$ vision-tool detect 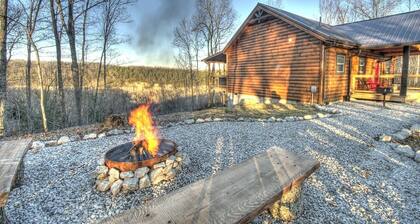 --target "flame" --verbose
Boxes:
[128,104,160,157]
